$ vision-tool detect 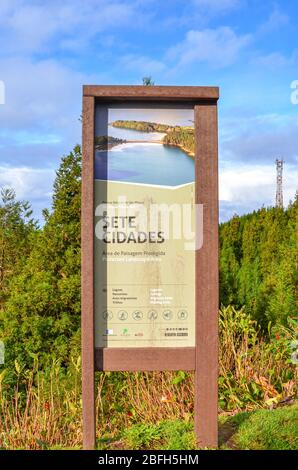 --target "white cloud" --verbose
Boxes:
[258,5,289,35]
[221,113,298,166]
[253,51,298,68]
[0,164,58,223]
[219,163,298,220]
[220,164,275,203]
[219,111,298,220]
[0,56,100,195]
[0,1,145,143]
[0,54,107,144]
[0,0,145,55]
[167,27,251,68]
[0,165,54,205]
